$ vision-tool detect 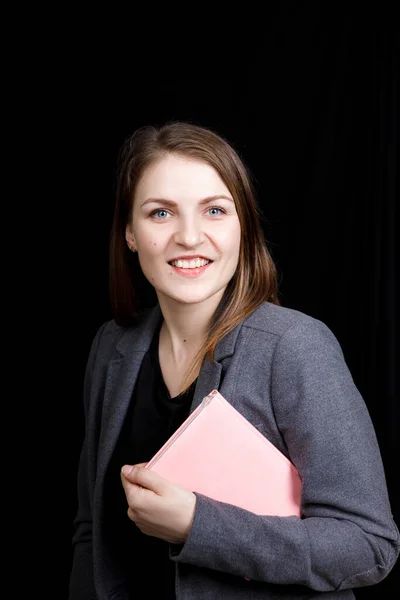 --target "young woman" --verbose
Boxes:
[69,122,399,599]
